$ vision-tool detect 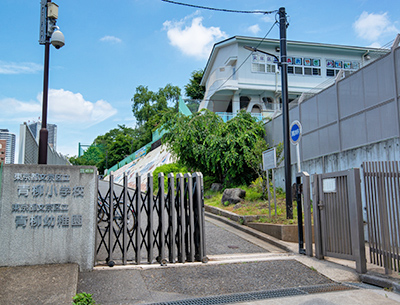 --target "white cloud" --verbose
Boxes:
[353,12,398,41]
[42,89,118,127]
[248,24,261,35]
[261,15,275,23]
[0,97,41,114]
[0,90,117,128]
[100,35,122,44]
[163,15,228,60]
[369,42,382,48]
[0,61,42,74]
